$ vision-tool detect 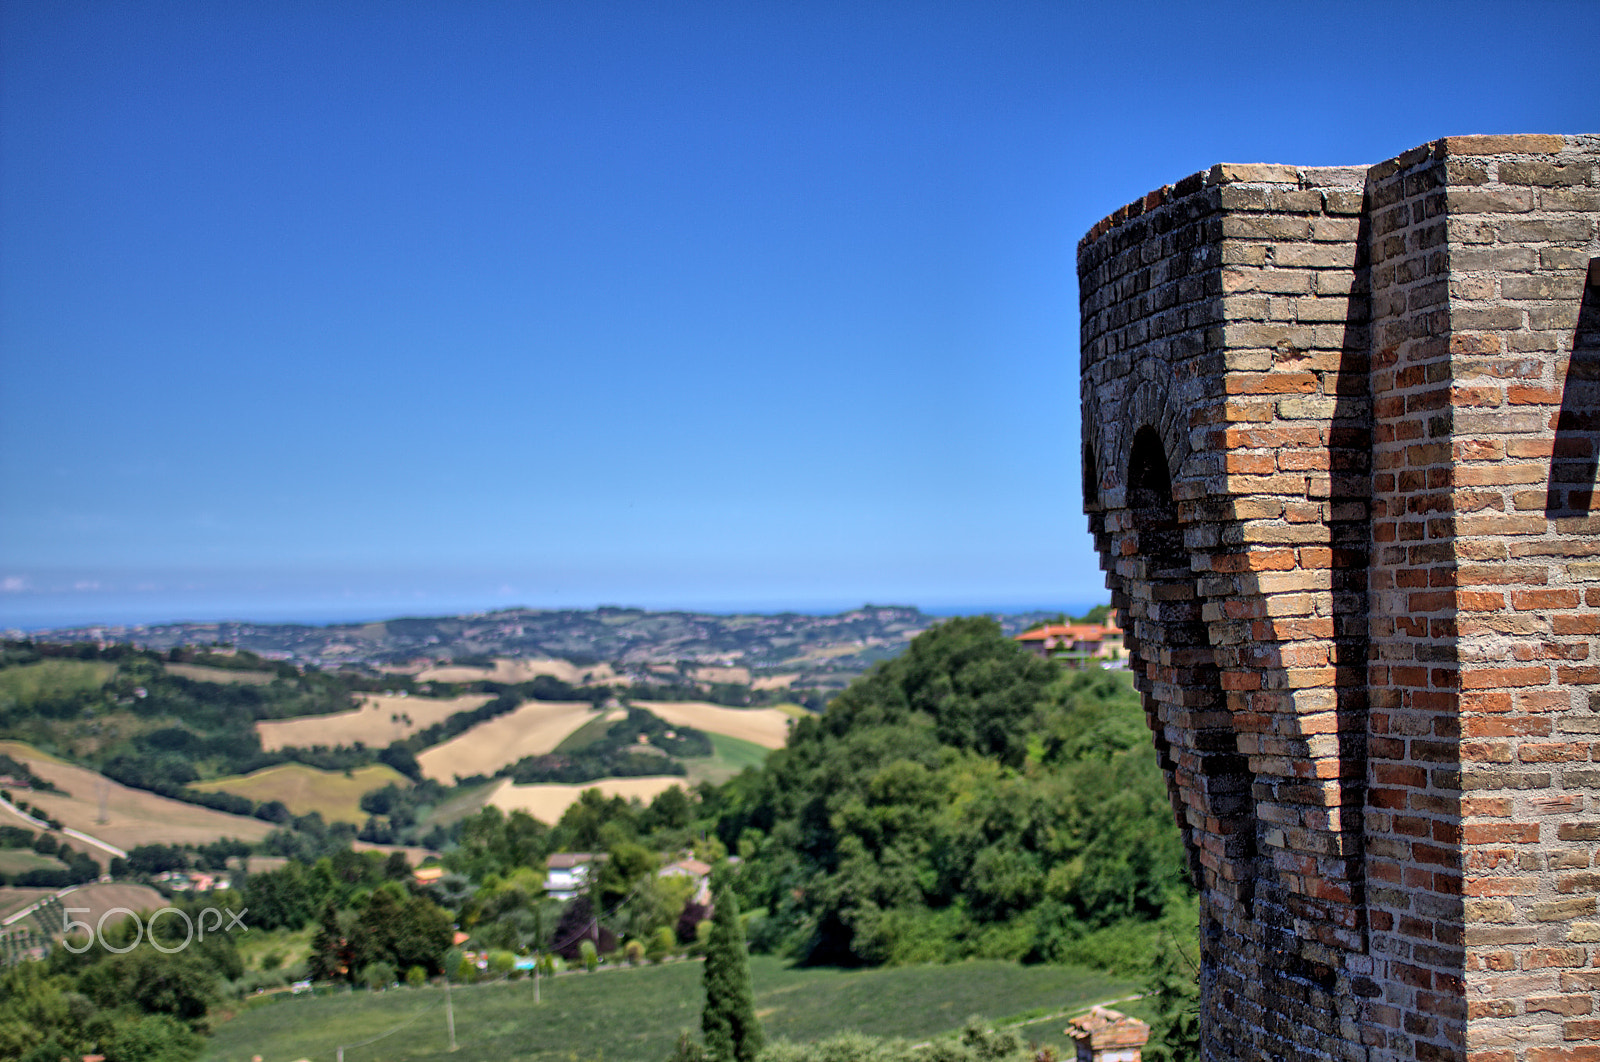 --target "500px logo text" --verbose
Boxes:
[62,906,248,954]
